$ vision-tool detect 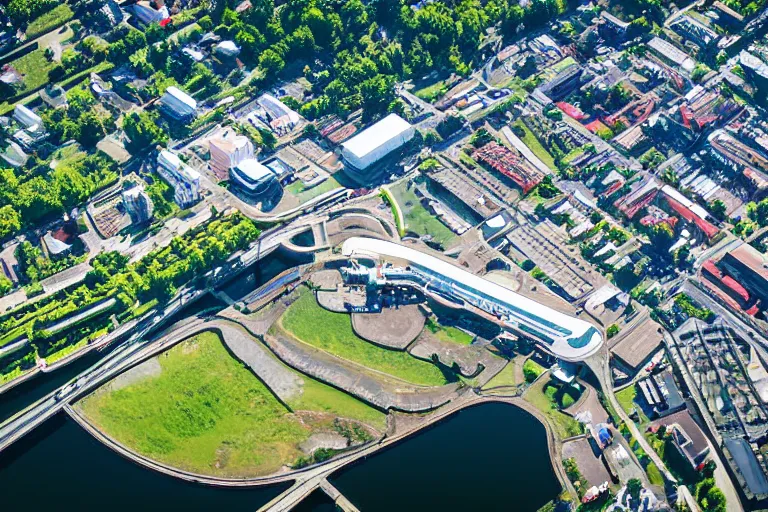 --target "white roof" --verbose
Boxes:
[235,159,274,181]
[342,237,603,361]
[341,114,413,161]
[163,86,197,111]
[159,150,181,171]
